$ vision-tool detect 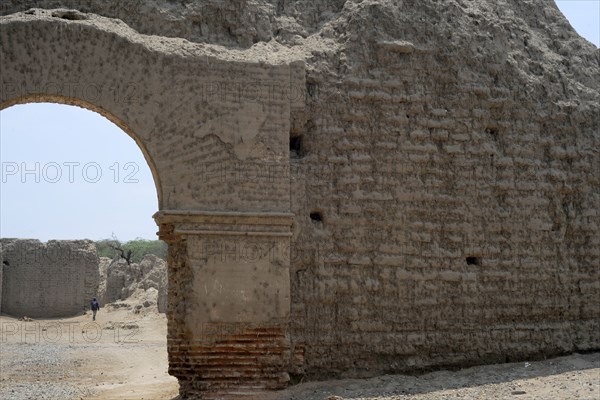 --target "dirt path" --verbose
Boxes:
[1,305,598,400]
[0,304,179,400]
